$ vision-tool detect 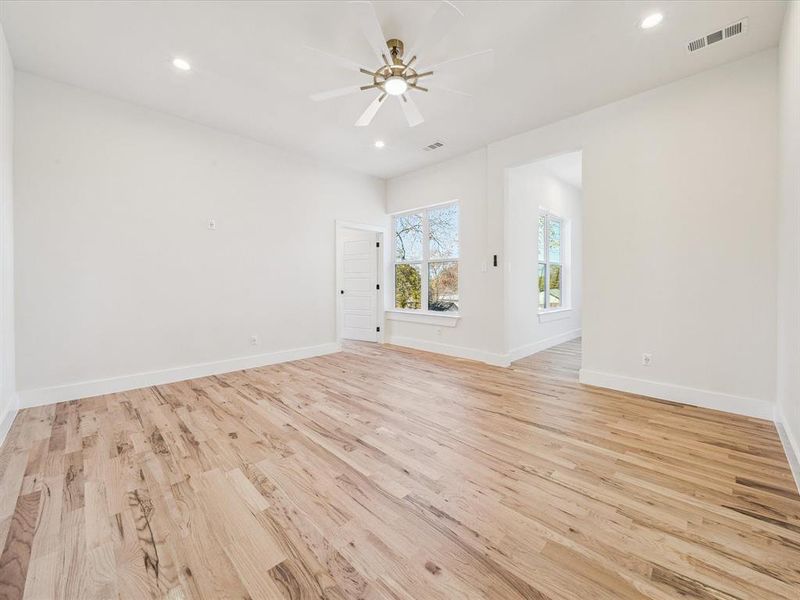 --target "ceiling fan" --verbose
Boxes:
[308,1,492,127]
